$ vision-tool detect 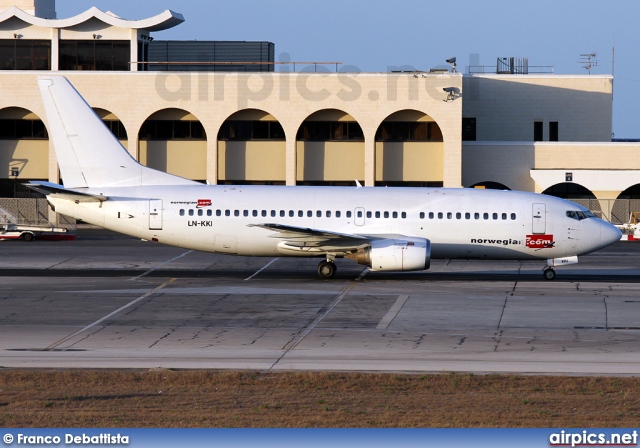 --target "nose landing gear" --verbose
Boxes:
[543,267,556,280]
